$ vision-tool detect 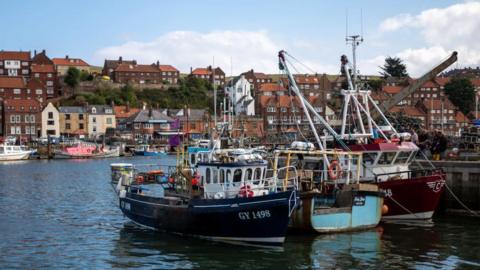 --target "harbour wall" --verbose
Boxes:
[419,161,480,215]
